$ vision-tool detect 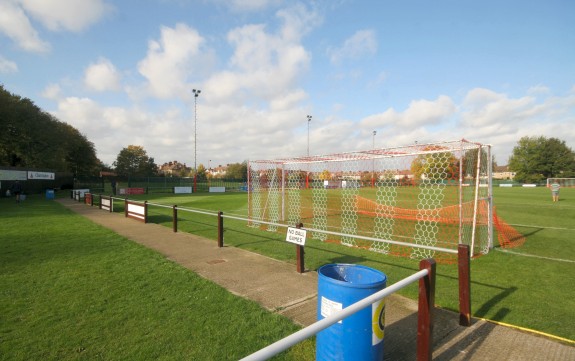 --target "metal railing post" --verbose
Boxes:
[417,258,436,361]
